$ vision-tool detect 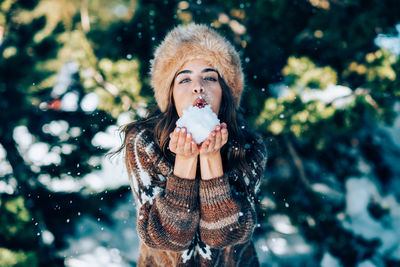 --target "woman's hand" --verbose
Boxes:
[199,123,228,157]
[169,127,199,158]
